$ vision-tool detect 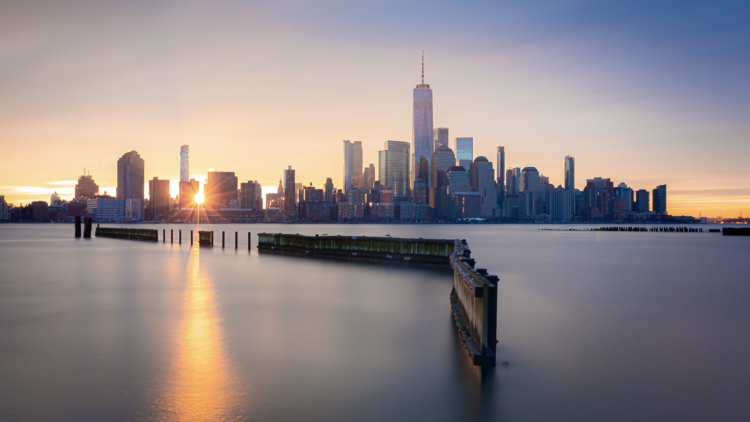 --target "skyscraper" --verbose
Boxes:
[434,127,449,150]
[117,151,145,220]
[343,140,353,193]
[353,141,363,188]
[324,178,334,202]
[497,146,505,208]
[564,155,575,191]
[284,166,296,217]
[74,170,99,199]
[179,179,199,209]
[240,181,262,210]
[412,52,434,189]
[148,177,171,221]
[653,185,667,214]
[180,145,189,182]
[453,137,473,169]
[506,167,521,195]
[205,171,238,208]
[385,140,410,196]
[378,150,388,186]
[635,189,650,213]
[431,145,456,189]
[471,157,497,217]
